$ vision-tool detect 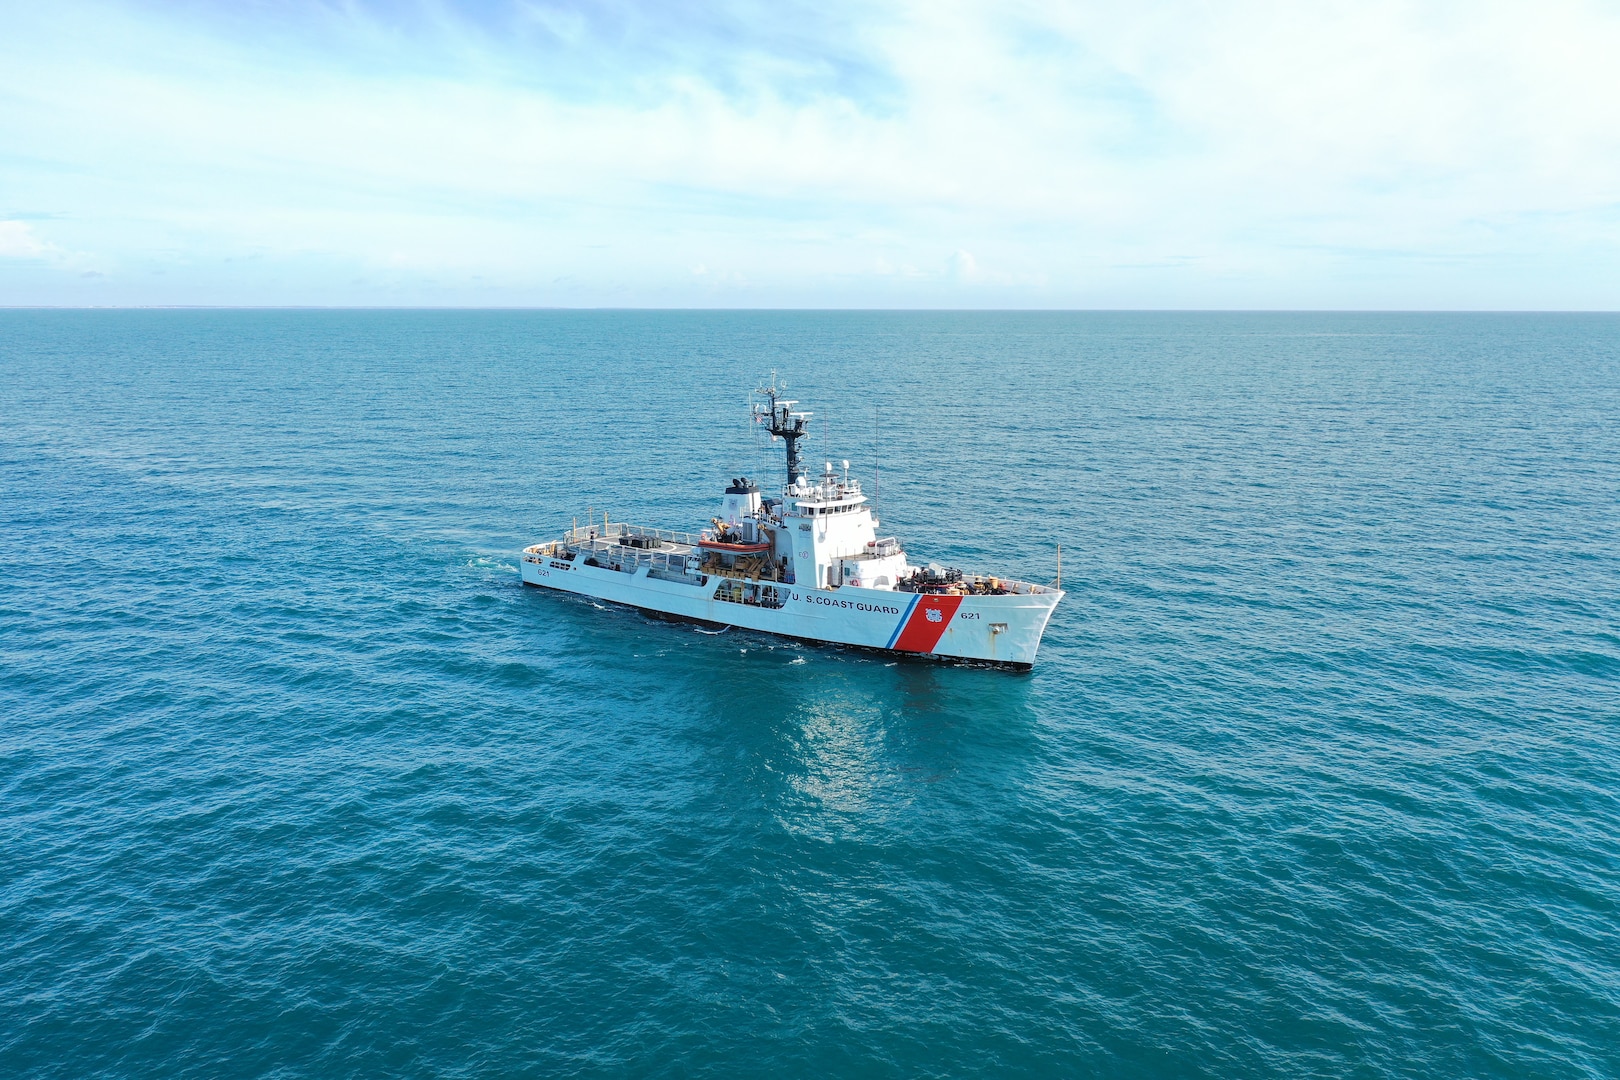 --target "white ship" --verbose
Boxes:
[522,382,1063,670]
